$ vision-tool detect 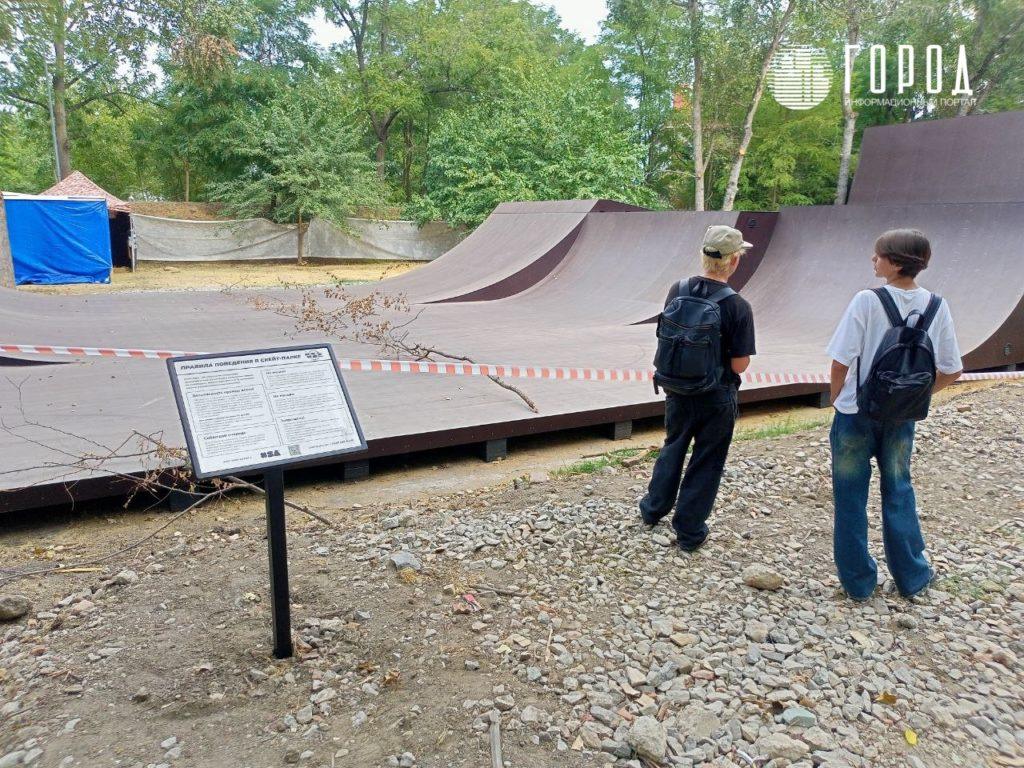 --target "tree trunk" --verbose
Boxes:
[52,28,71,179]
[296,211,306,265]
[183,158,191,202]
[835,0,859,205]
[373,112,399,181]
[403,118,413,202]
[375,137,387,180]
[722,0,795,211]
[0,192,15,288]
[689,0,704,211]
